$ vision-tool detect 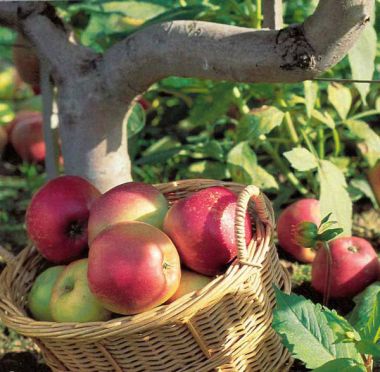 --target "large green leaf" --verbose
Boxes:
[344,120,380,167]
[125,102,146,138]
[313,358,366,372]
[284,147,318,172]
[361,292,380,343]
[237,106,284,141]
[304,81,319,118]
[318,160,352,236]
[185,161,227,179]
[323,310,360,344]
[328,84,352,121]
[273,289,361,369]
[227,142,278,190]
[350,178,379,208]
[356,340,380,357]
[349,282,380,333]
[348,24,377,103]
